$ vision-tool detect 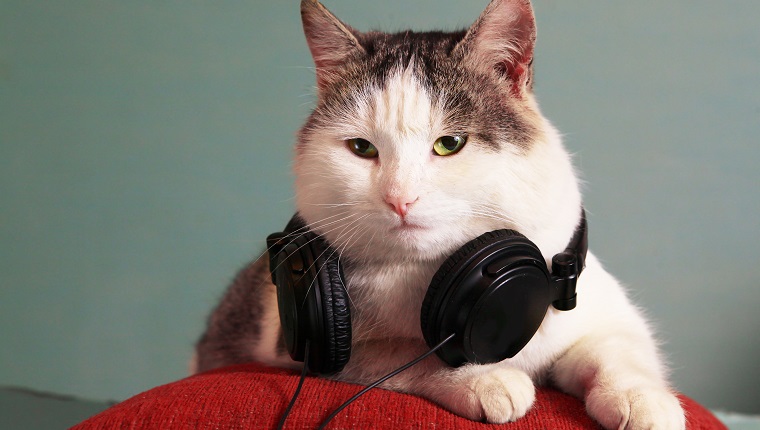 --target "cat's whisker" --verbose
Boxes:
[260,211,359,276]
[295,213,366,272]
[305,202,362,208]
[267,223,358,289]
[331,223,372,308]
[359,228,379,267]
[301,214,369,308]
[282,211,358,243]
[303,211,356,229]
[270,211,353,245]
[279,65,317,71]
